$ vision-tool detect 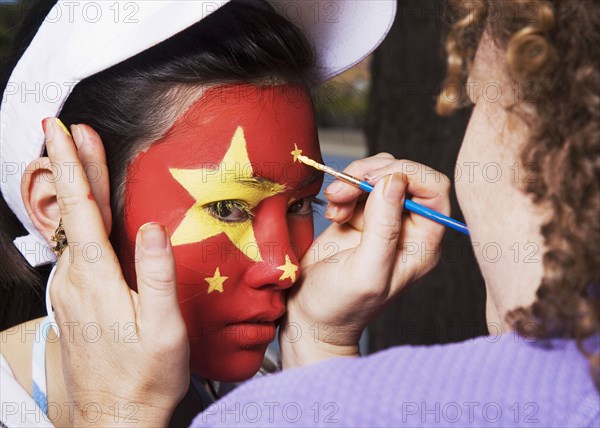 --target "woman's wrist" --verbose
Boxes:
[279,317,360,369]
[71,401,173,428]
